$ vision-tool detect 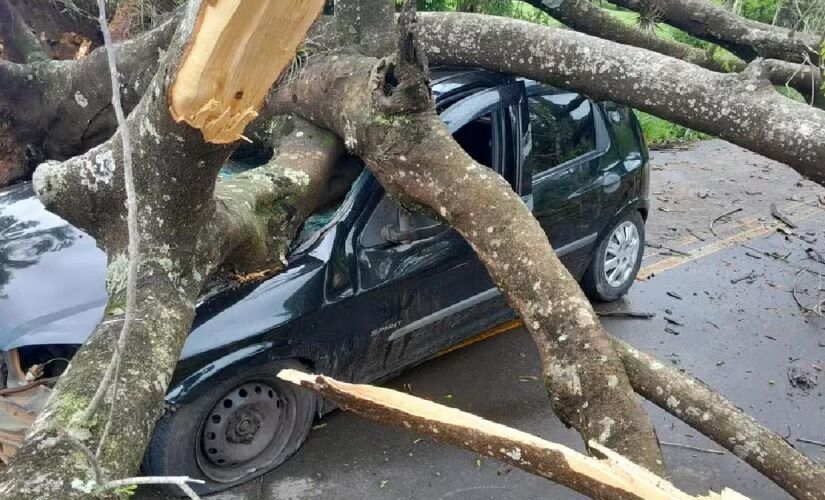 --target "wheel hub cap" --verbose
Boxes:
[201,382,282,467]
[604,221,640,288]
